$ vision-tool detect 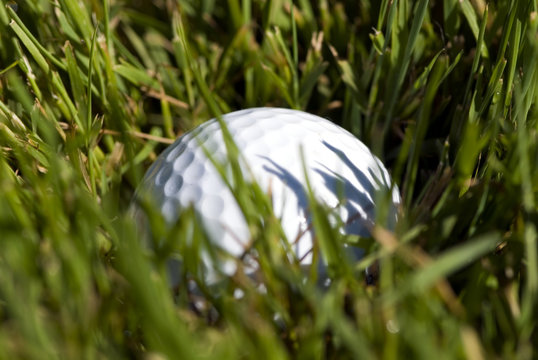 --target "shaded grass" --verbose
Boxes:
[0,0,537,358]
